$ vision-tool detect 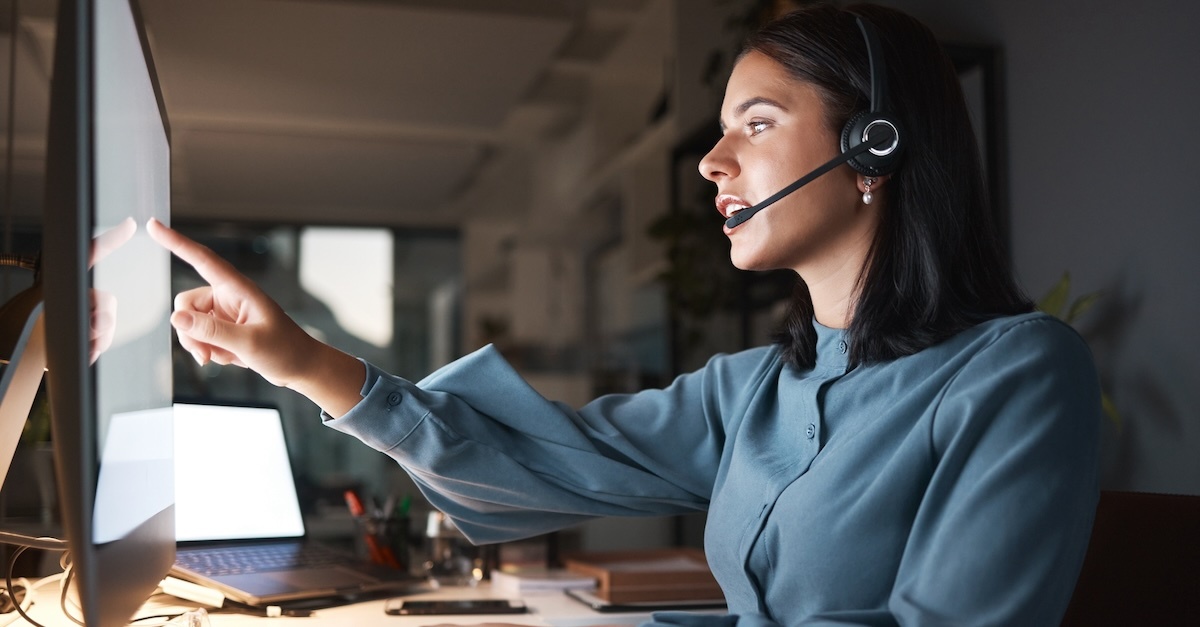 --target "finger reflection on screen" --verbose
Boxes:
[89,289,118,365]
[88,216,137,364]
[90,216,137,267]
